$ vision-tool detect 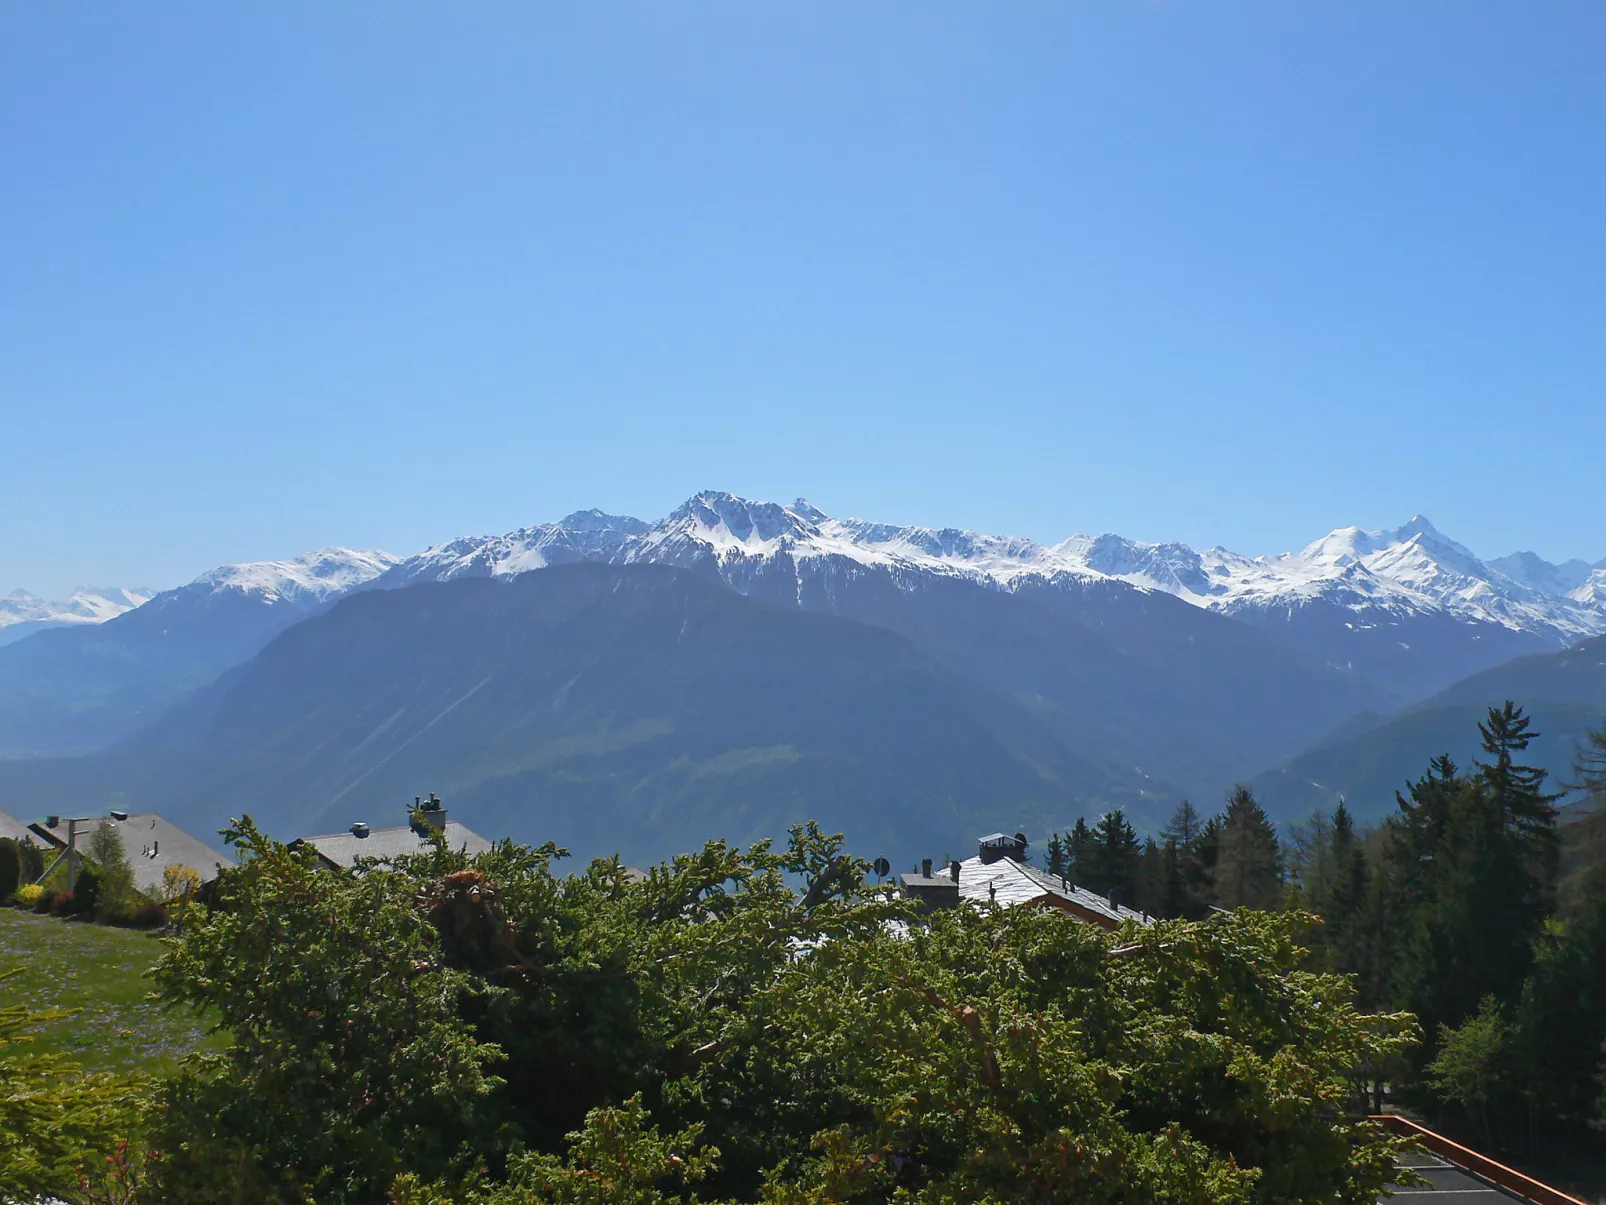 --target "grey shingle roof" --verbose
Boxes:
[953,855,1150,926]
[0,809,35,844]
[25,813,233,897]
[294,821,492,869]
